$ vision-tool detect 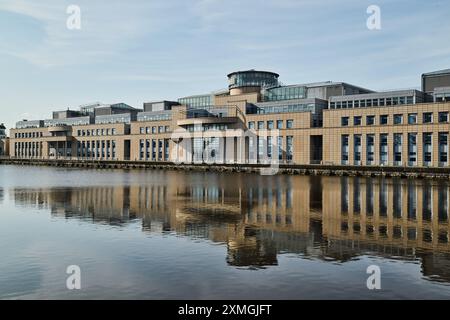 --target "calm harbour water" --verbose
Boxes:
[0,164,450,299]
